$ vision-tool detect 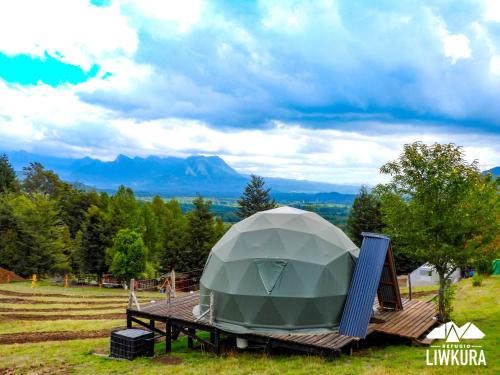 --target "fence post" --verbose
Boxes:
[172,269,176,298]
[128,278,141,311]
[64,274,69,288]
[408,273,412,300]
